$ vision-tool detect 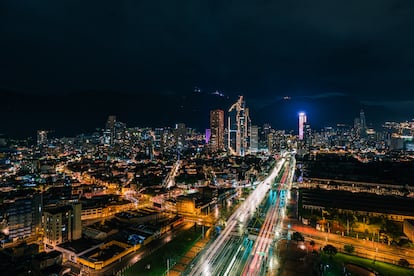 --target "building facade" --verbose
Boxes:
[43,204,82,250]
[249,125,259,153]
[210,109,225,152]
